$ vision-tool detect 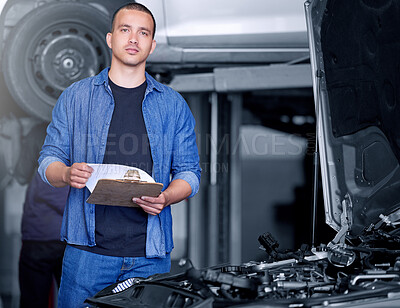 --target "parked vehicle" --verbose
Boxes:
[0,0,308,121]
